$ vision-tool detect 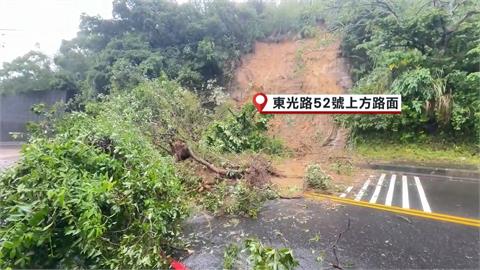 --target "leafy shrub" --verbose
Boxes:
[330,159,353,175]
[0,82,189,268]
[222,239,299,270]
[203,181,276,218]
[223,243,240,270]
[336,0,480,142]
[259,0,325,38]
[244,238,299,270]
[305,164,331,190]
[114,77,209,144]
[203,104,283,154]
[300,25,317,39]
